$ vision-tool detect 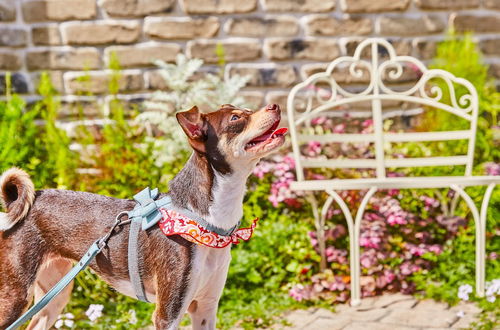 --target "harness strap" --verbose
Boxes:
[7,242,102,330]
[127,216,149,302]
